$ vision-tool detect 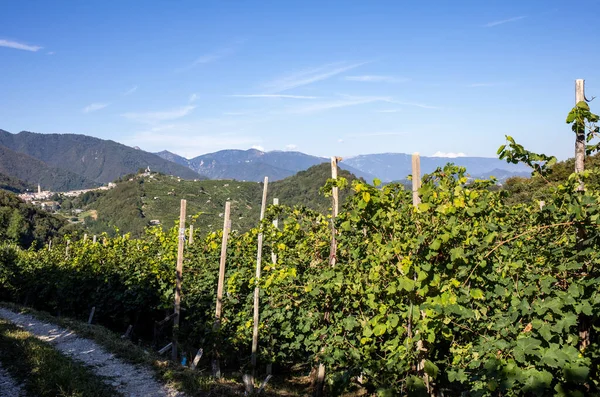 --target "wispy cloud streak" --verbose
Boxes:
[484,16,525,27]
[231,94,318,99]
[0,39,42,52]
[123,86,138,96]
[122,105,196,123]
[285,95,390,114]
[176,42,242,72]
[344,75,409,83]
[389,101,439,109]
[264,61,368,93]
[346,132,407,138]
[82,103,109,113]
